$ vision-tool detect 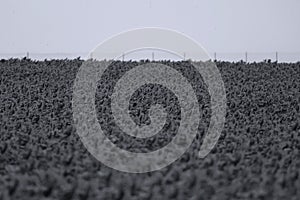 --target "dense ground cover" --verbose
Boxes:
[0,58,300,200]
